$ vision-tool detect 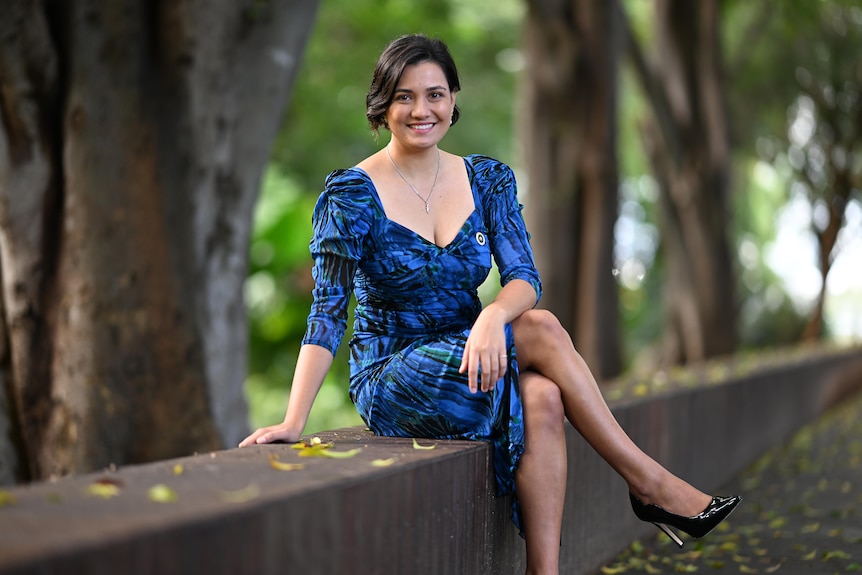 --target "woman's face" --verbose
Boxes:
[385,61,457,151]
